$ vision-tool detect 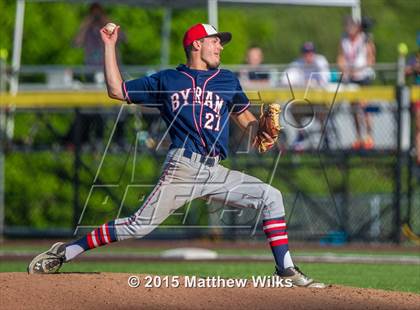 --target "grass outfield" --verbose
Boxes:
[1,261,419,293]
[2,244,420,257]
